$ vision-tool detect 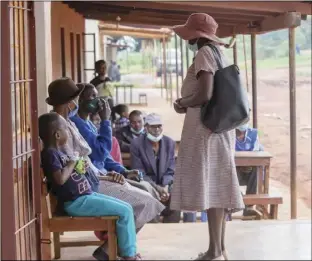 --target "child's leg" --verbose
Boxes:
[64,193,136,258]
